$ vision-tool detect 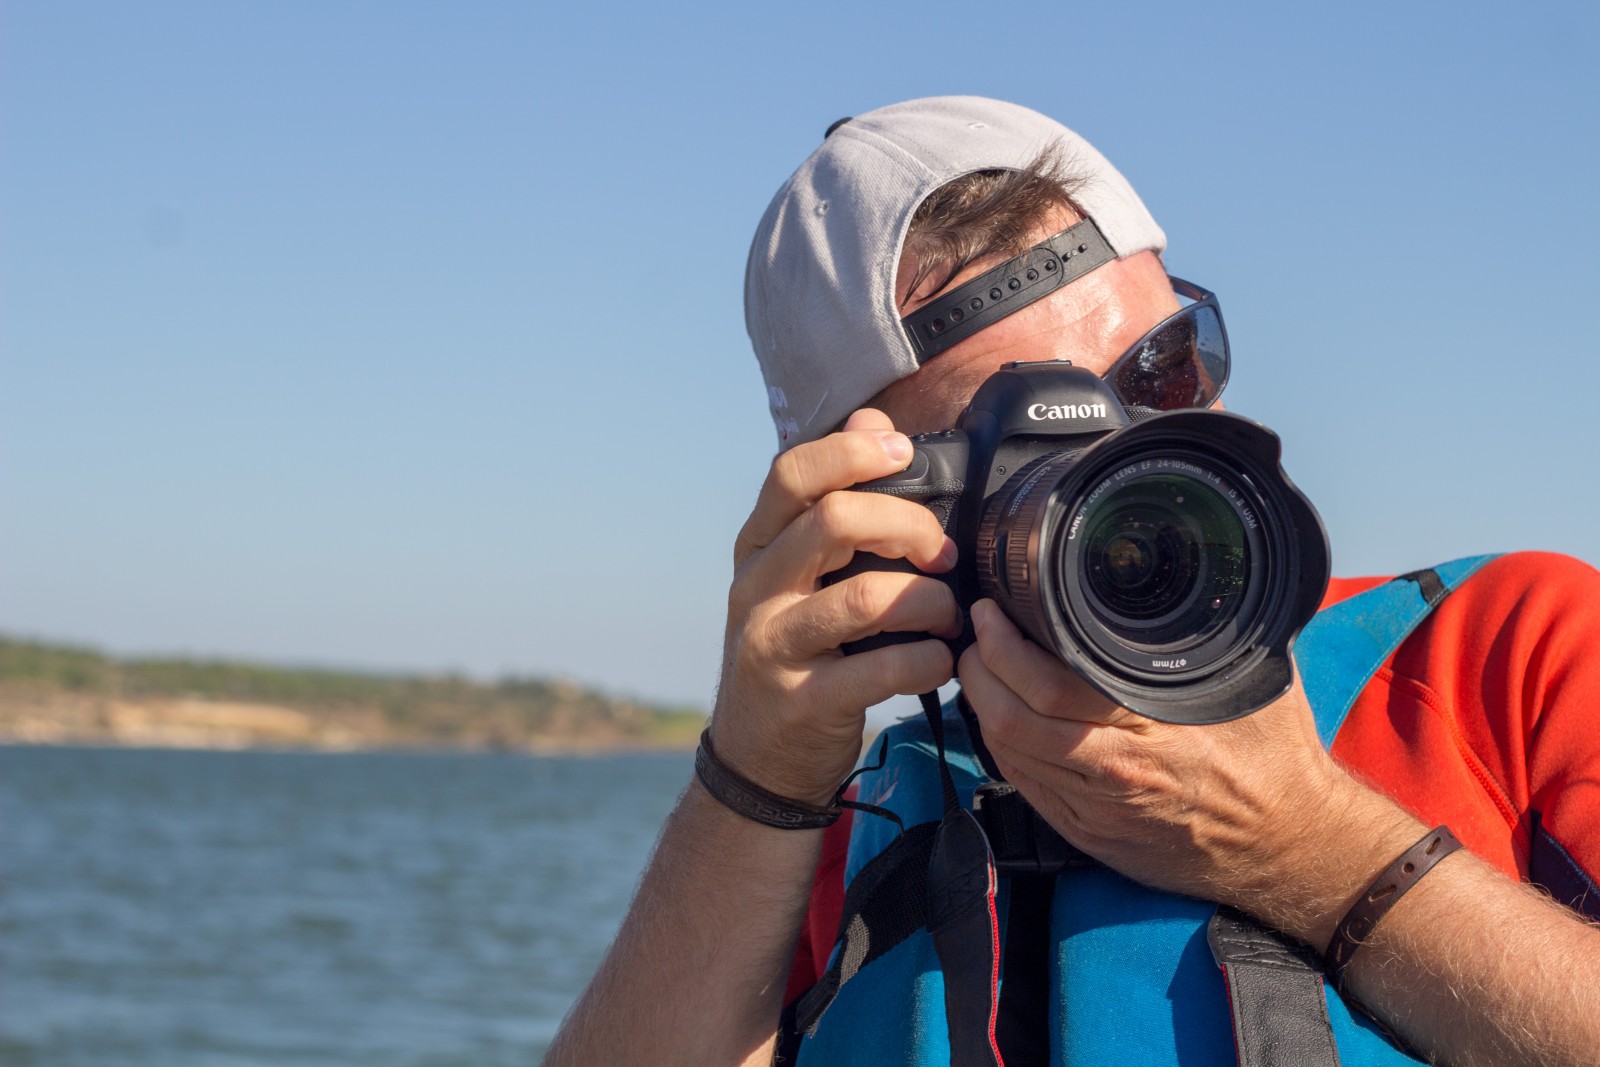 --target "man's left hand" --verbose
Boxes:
[958,597,1422,950]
